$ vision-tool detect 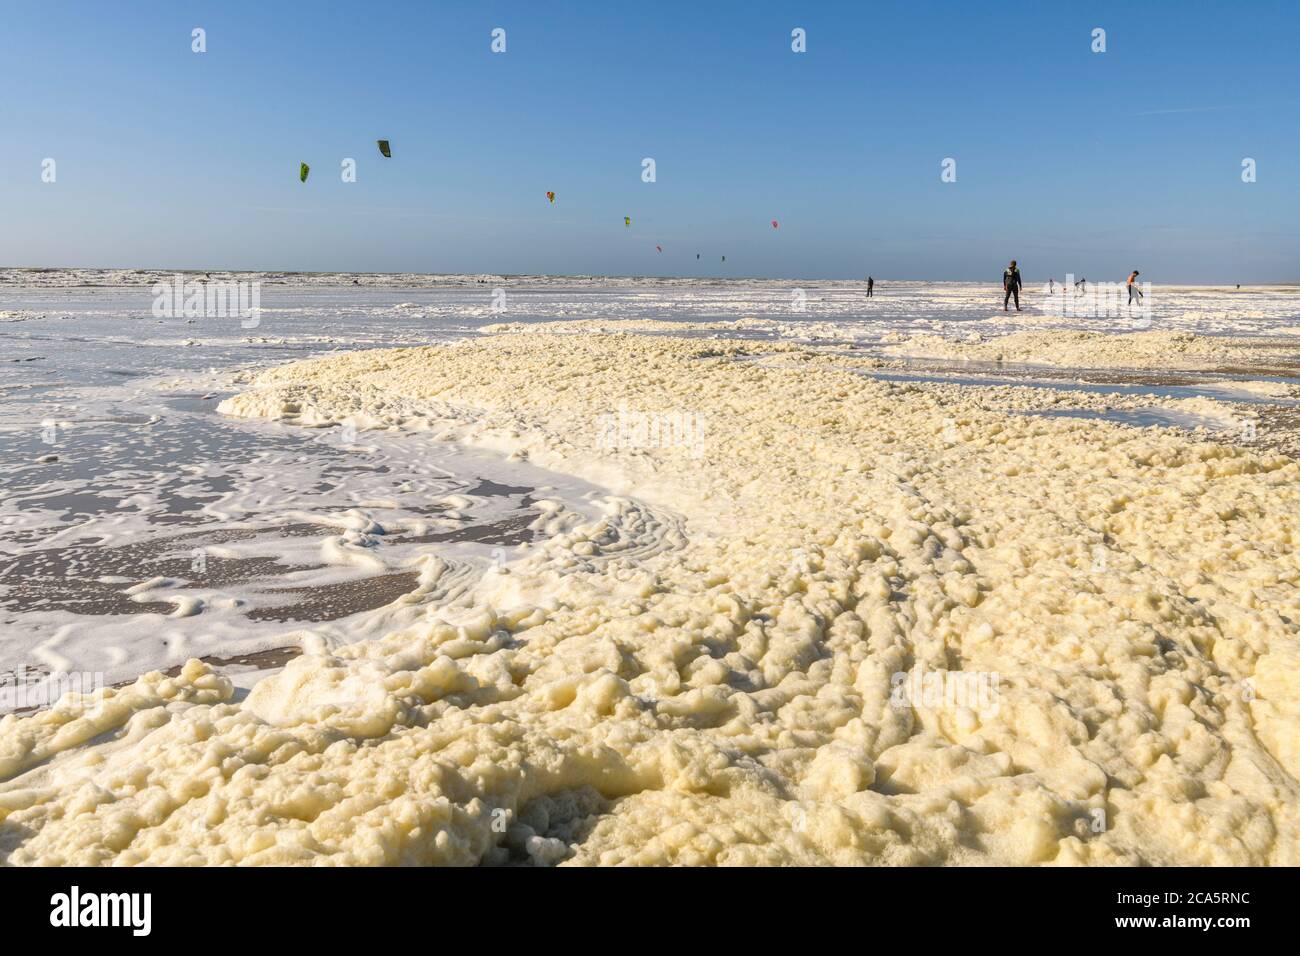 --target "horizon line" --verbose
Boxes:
[2,264,1297,288]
